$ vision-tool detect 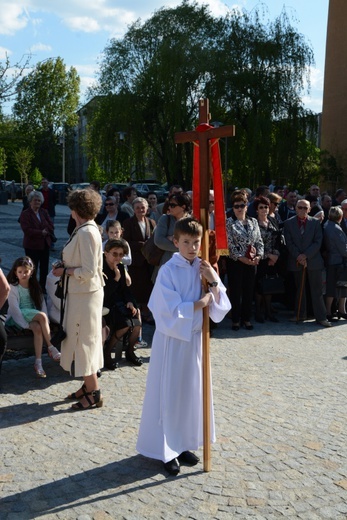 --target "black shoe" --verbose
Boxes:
[231,323,240,331]
[163,458,180,475]
[327,314,339,322]
[178,451,200,466]
[243,322,253,330]
[126,351,143,366]
[337,312,347,320]
[104,361,119,371]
